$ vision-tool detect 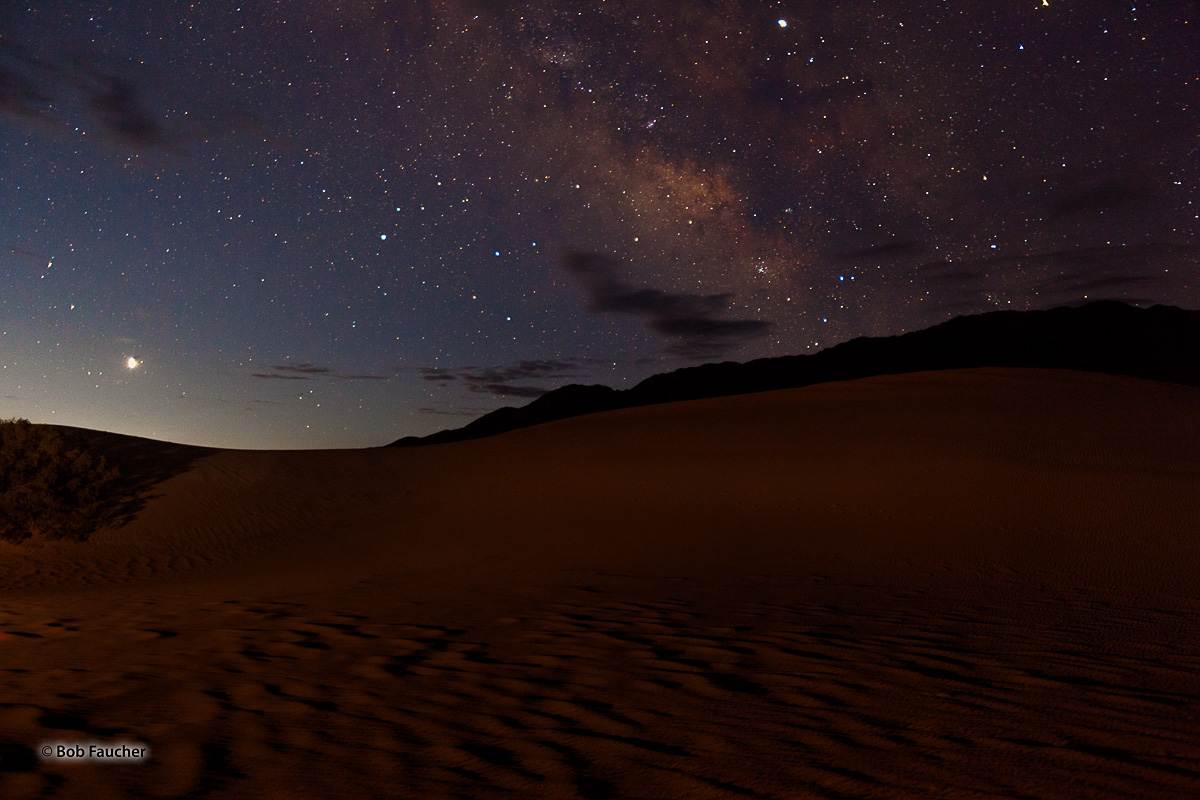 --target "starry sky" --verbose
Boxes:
[2,1,1197,448]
